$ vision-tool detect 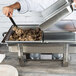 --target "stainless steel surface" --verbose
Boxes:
[18,44,25,66]
[2,25,43,44]
[2,20,76,67]
[40,6,73,30]
[63,44,69,67]
[40,0,73,30]
[44,32,76,43]
[41,0,72,21]
[2,23,76,44]
[7,43,69,66]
